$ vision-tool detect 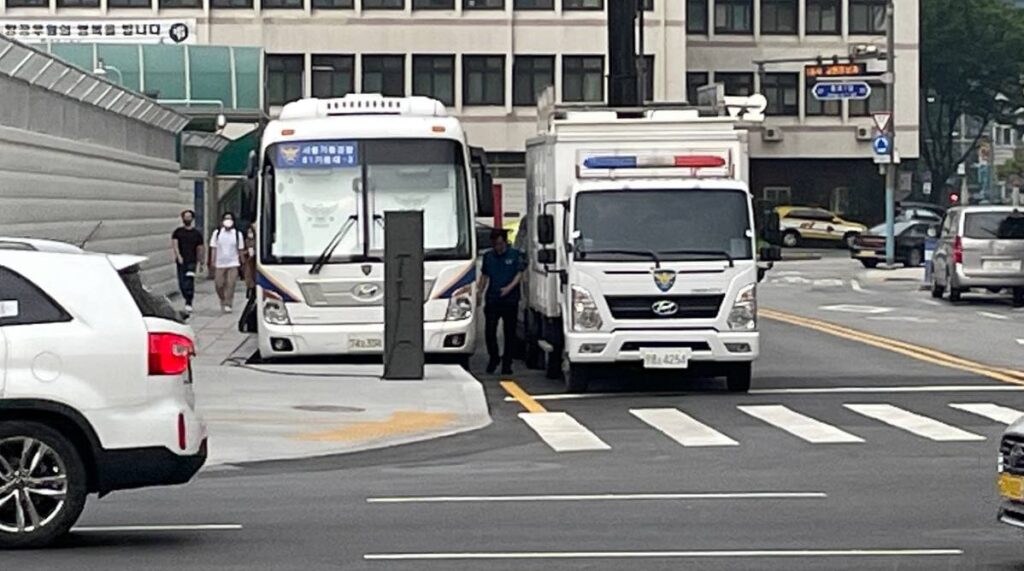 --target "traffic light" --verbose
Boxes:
[948,191,960,206]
